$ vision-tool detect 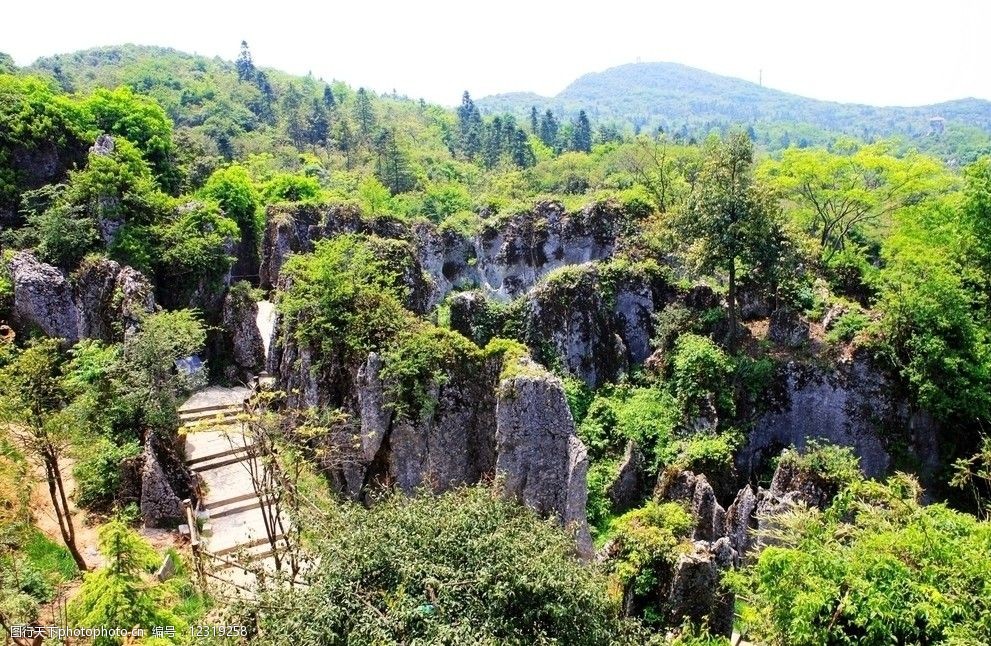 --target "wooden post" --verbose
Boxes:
[183,499,206,591]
